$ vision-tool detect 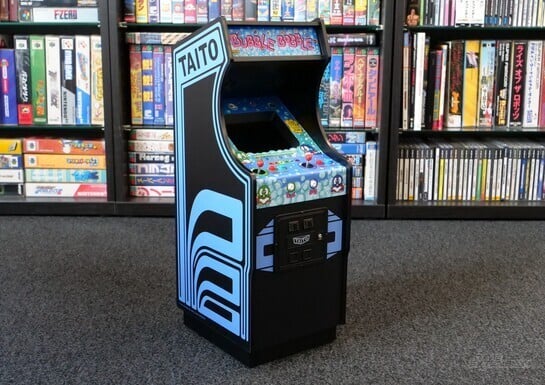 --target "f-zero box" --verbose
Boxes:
[24,154,106,169]
[25,182,107,197]
[23,138,105,154]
